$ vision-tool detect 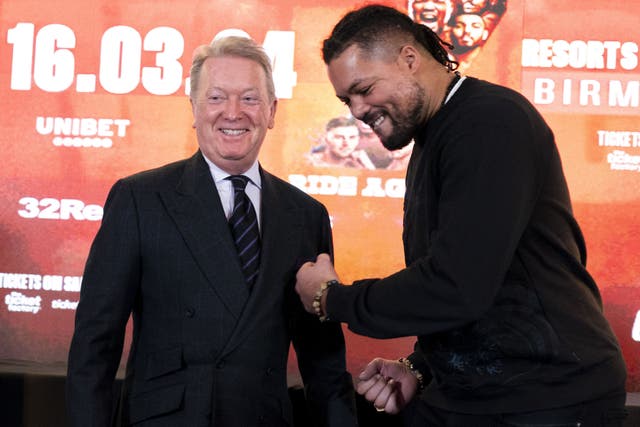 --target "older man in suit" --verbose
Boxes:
[66,36,357,427]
